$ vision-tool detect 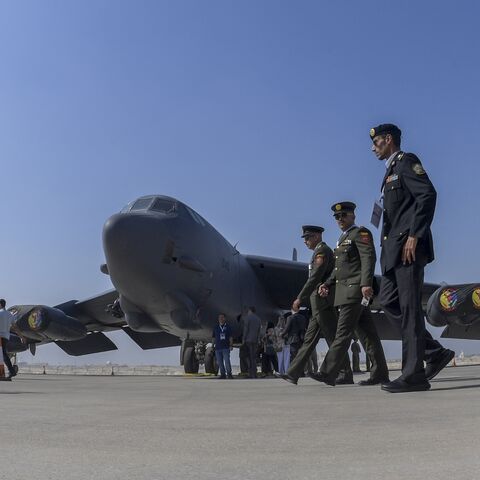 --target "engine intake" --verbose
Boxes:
[9,305,87,342]
[426,284,480,327]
